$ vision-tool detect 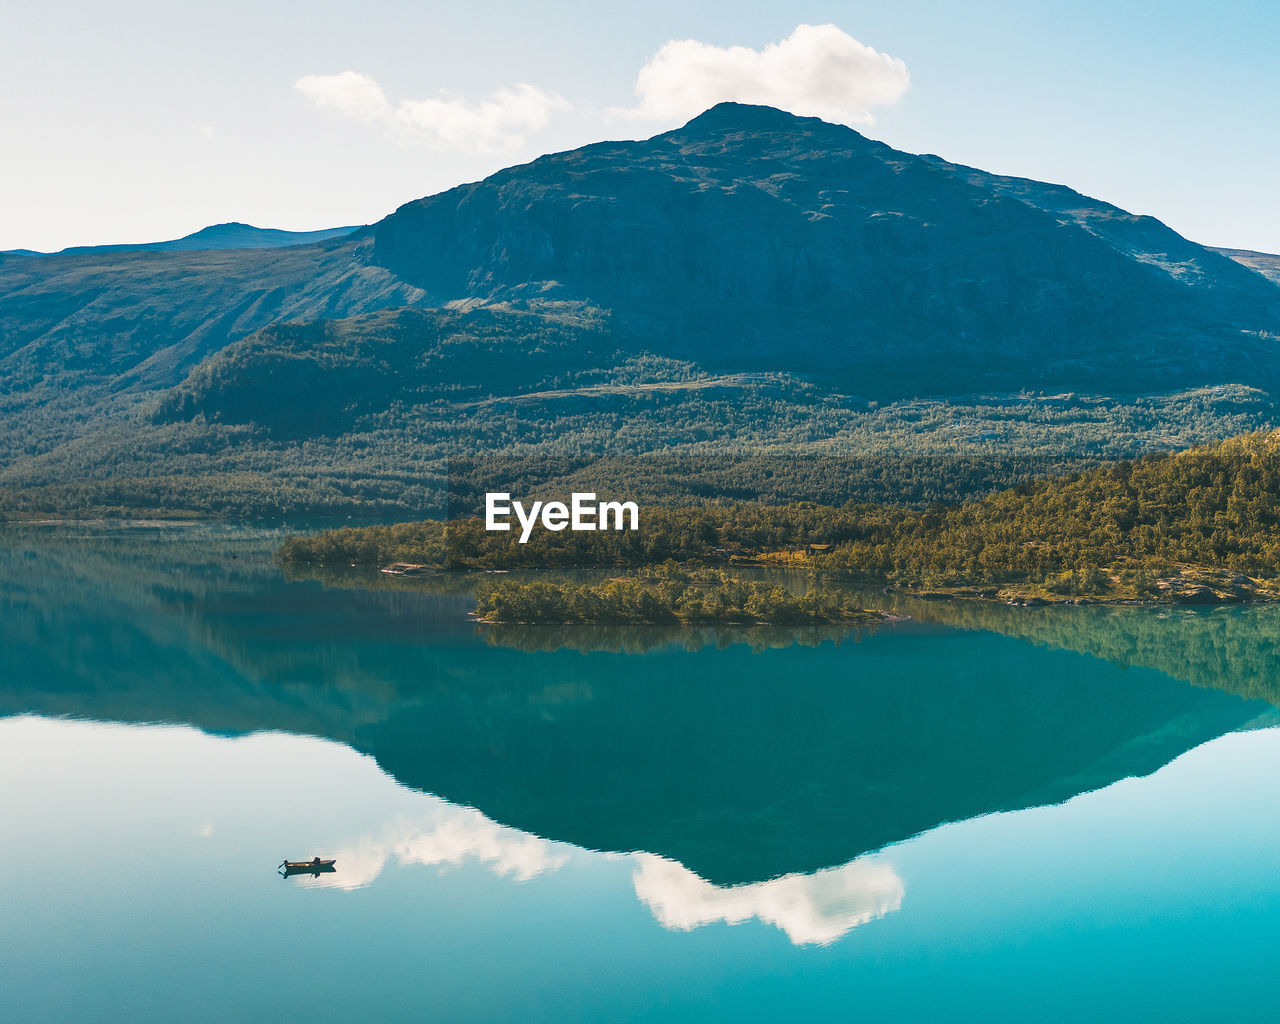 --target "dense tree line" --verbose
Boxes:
[472,565,881,625]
